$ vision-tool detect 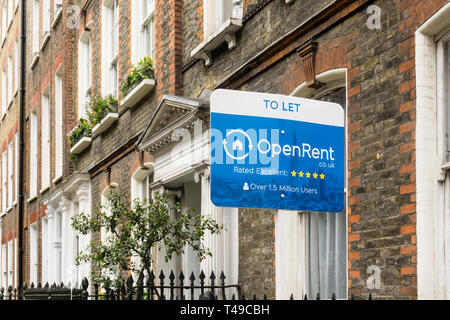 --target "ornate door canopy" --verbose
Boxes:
[136,95,210,155]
